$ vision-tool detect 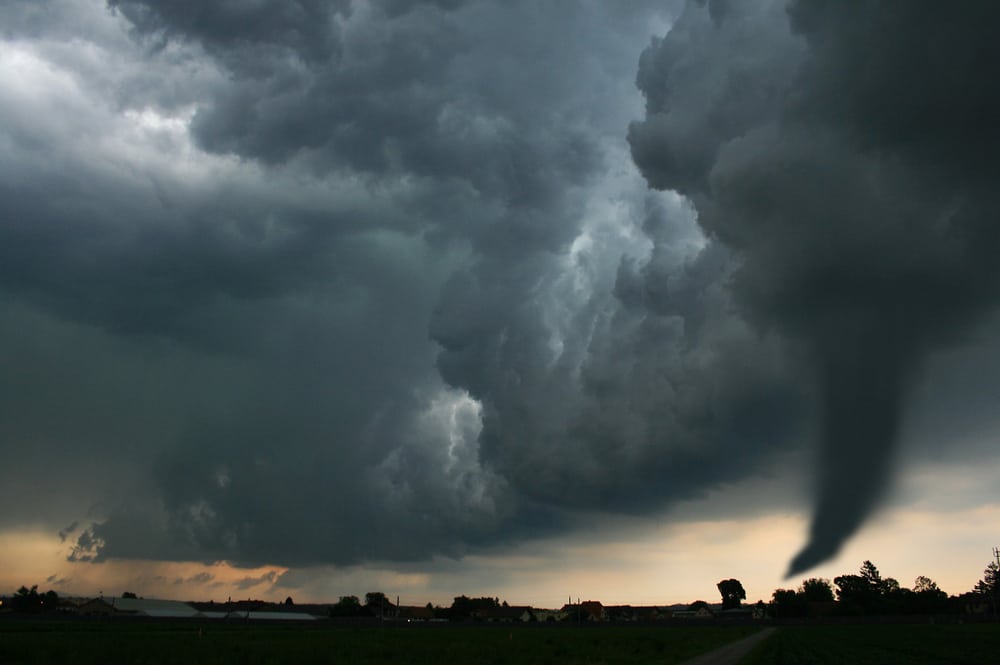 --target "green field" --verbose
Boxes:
[742,623,1000,664]
[0,621,759,665]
